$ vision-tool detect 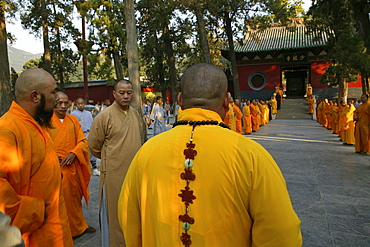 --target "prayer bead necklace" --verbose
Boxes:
[174,120,229,247]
